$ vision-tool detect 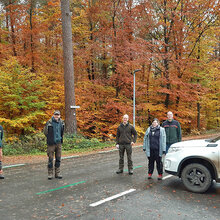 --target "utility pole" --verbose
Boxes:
[133,69,141,128]
[60,0,77,134]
